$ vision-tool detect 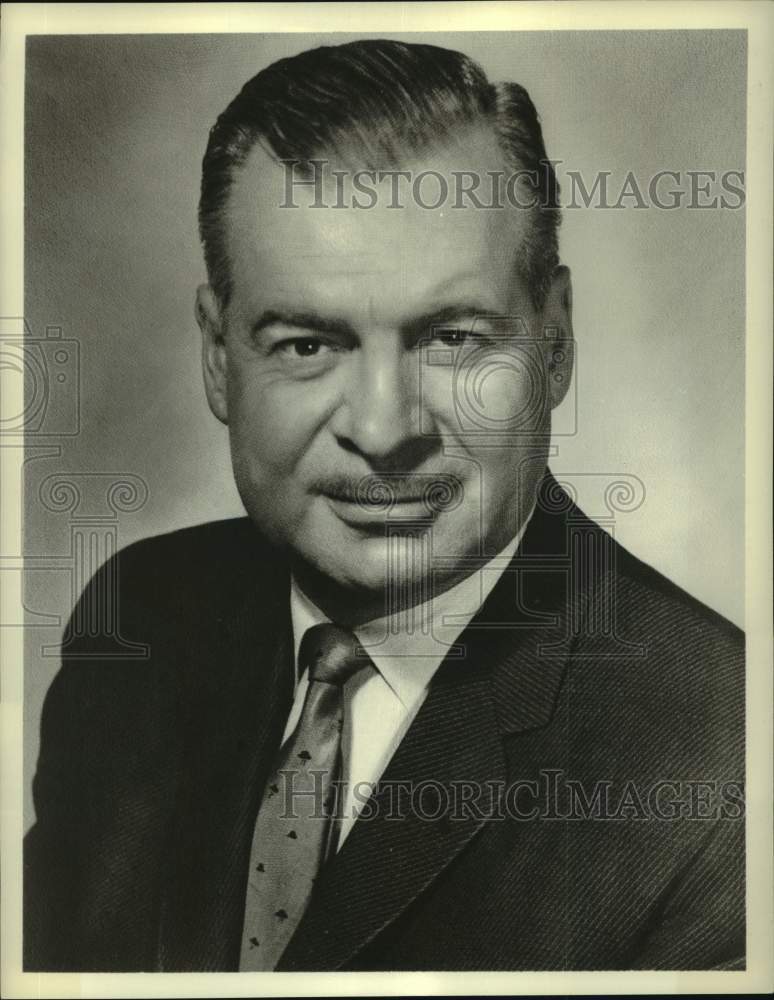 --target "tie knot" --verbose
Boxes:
[299,623,369,687]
